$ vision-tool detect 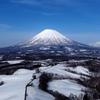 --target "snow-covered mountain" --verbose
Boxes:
[89,42,100,47]
[0,29,100,57]
[18,29,73,47]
